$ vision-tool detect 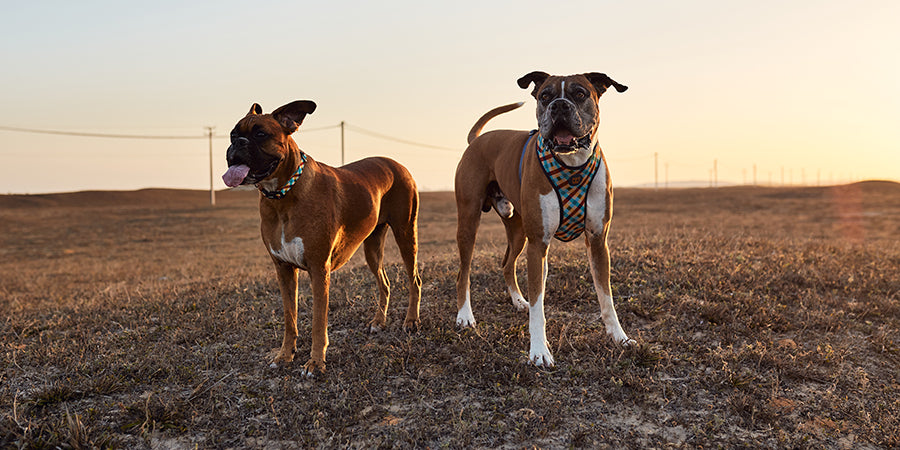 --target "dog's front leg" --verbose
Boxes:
[526,239,554,367]
[304,264,331,376]
[587,228,634,346]
[272,262,299,366]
